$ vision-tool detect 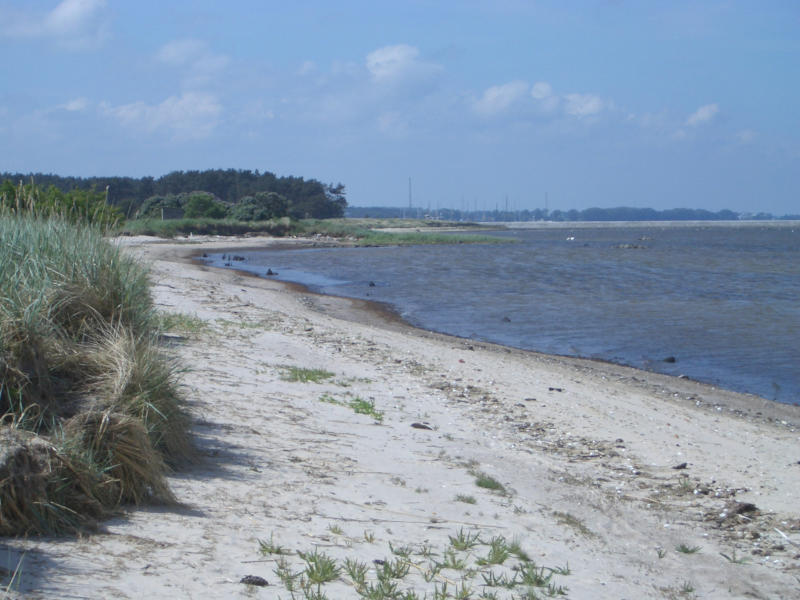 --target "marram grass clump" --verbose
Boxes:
[0,214,190,535]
